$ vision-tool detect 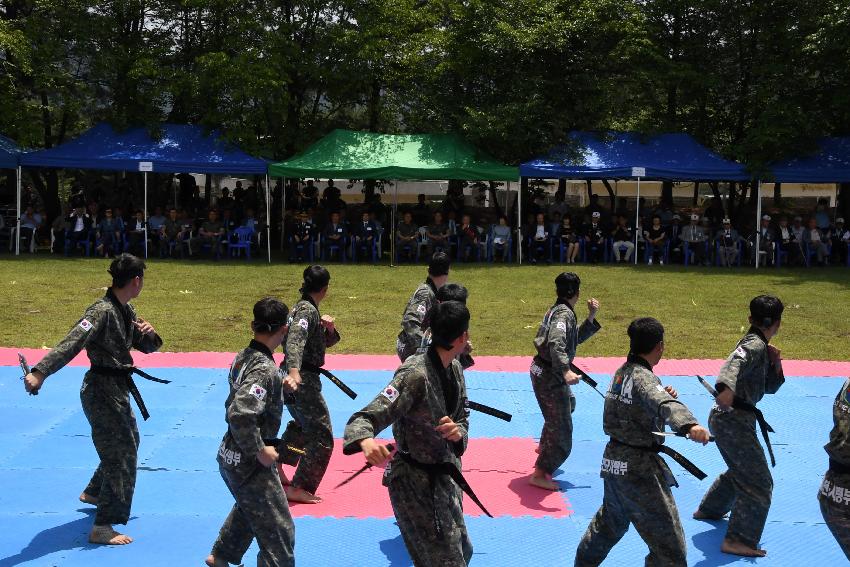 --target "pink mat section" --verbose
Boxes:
[282,437,570,519]
[2,348,847,377]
